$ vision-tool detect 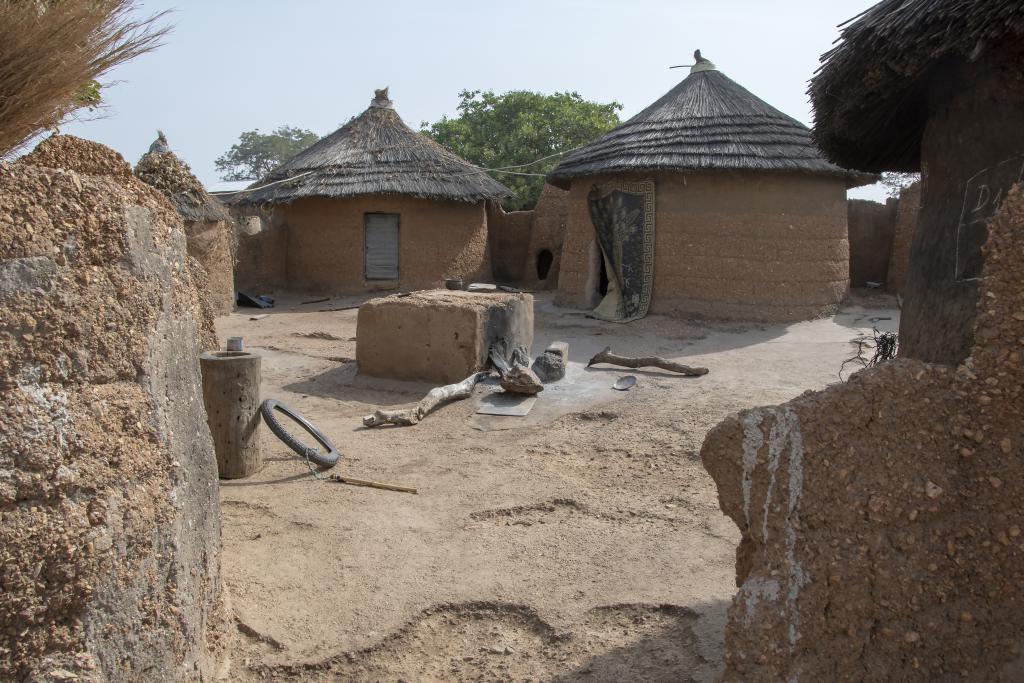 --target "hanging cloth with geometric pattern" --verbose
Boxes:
[586,178,656,322]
